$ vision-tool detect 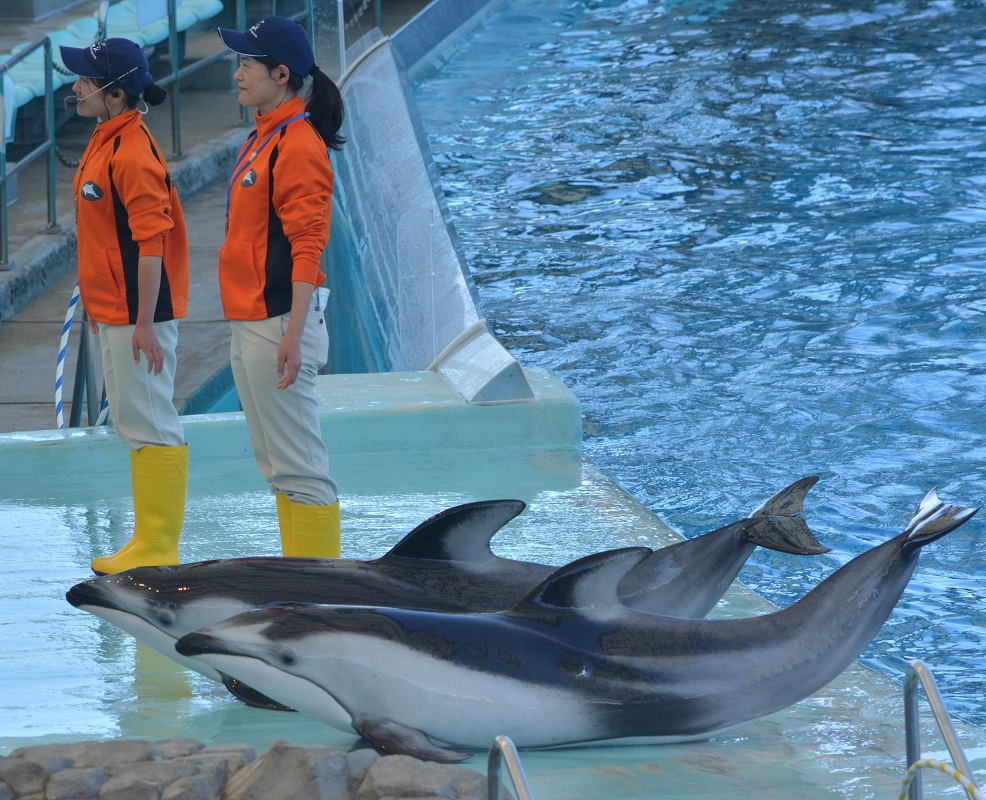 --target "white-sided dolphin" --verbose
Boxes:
[66,481,824,707]
[173,489,977,763]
